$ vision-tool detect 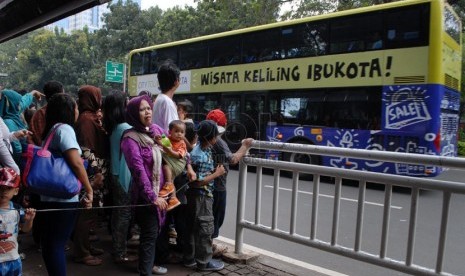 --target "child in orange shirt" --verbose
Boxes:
[156,120,196,210]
